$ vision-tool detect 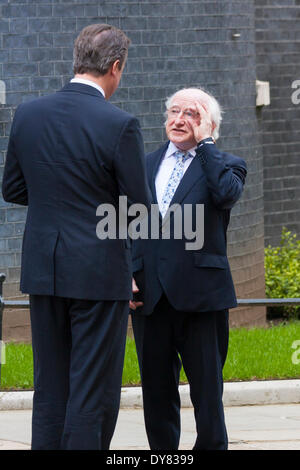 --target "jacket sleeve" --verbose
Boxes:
[196,142,247,210]
[113,116,152,209]
[2,106,28,206]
